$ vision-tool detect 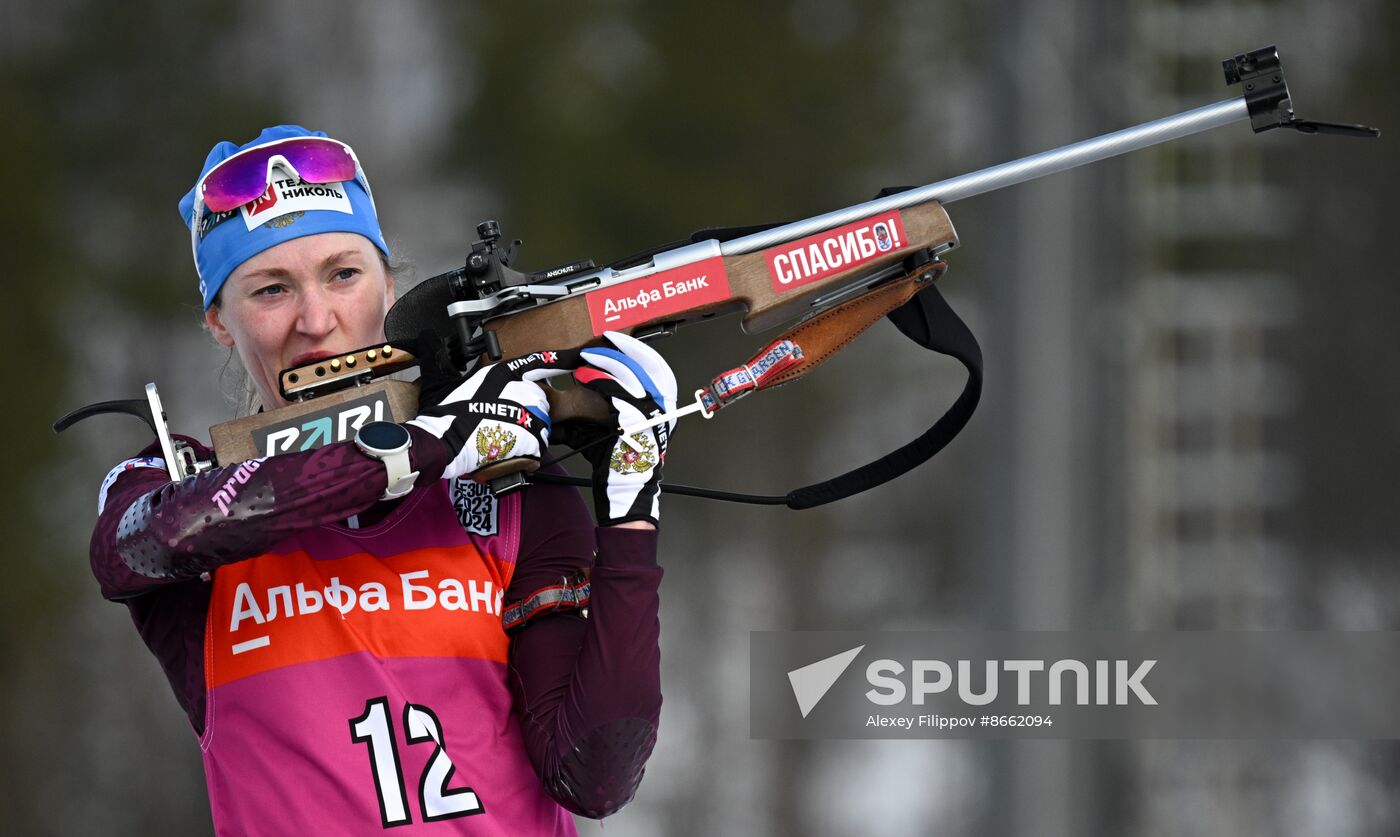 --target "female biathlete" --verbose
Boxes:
[89,125,674,835]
